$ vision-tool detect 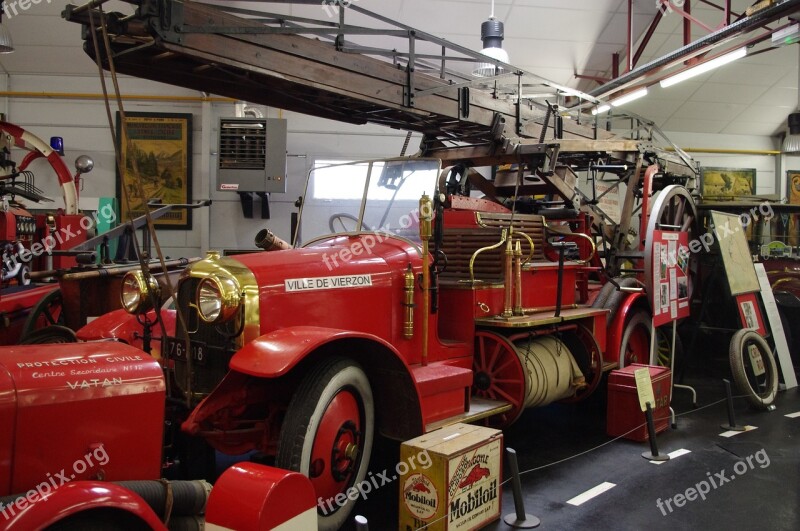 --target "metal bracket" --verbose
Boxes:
[405,31,416,108]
